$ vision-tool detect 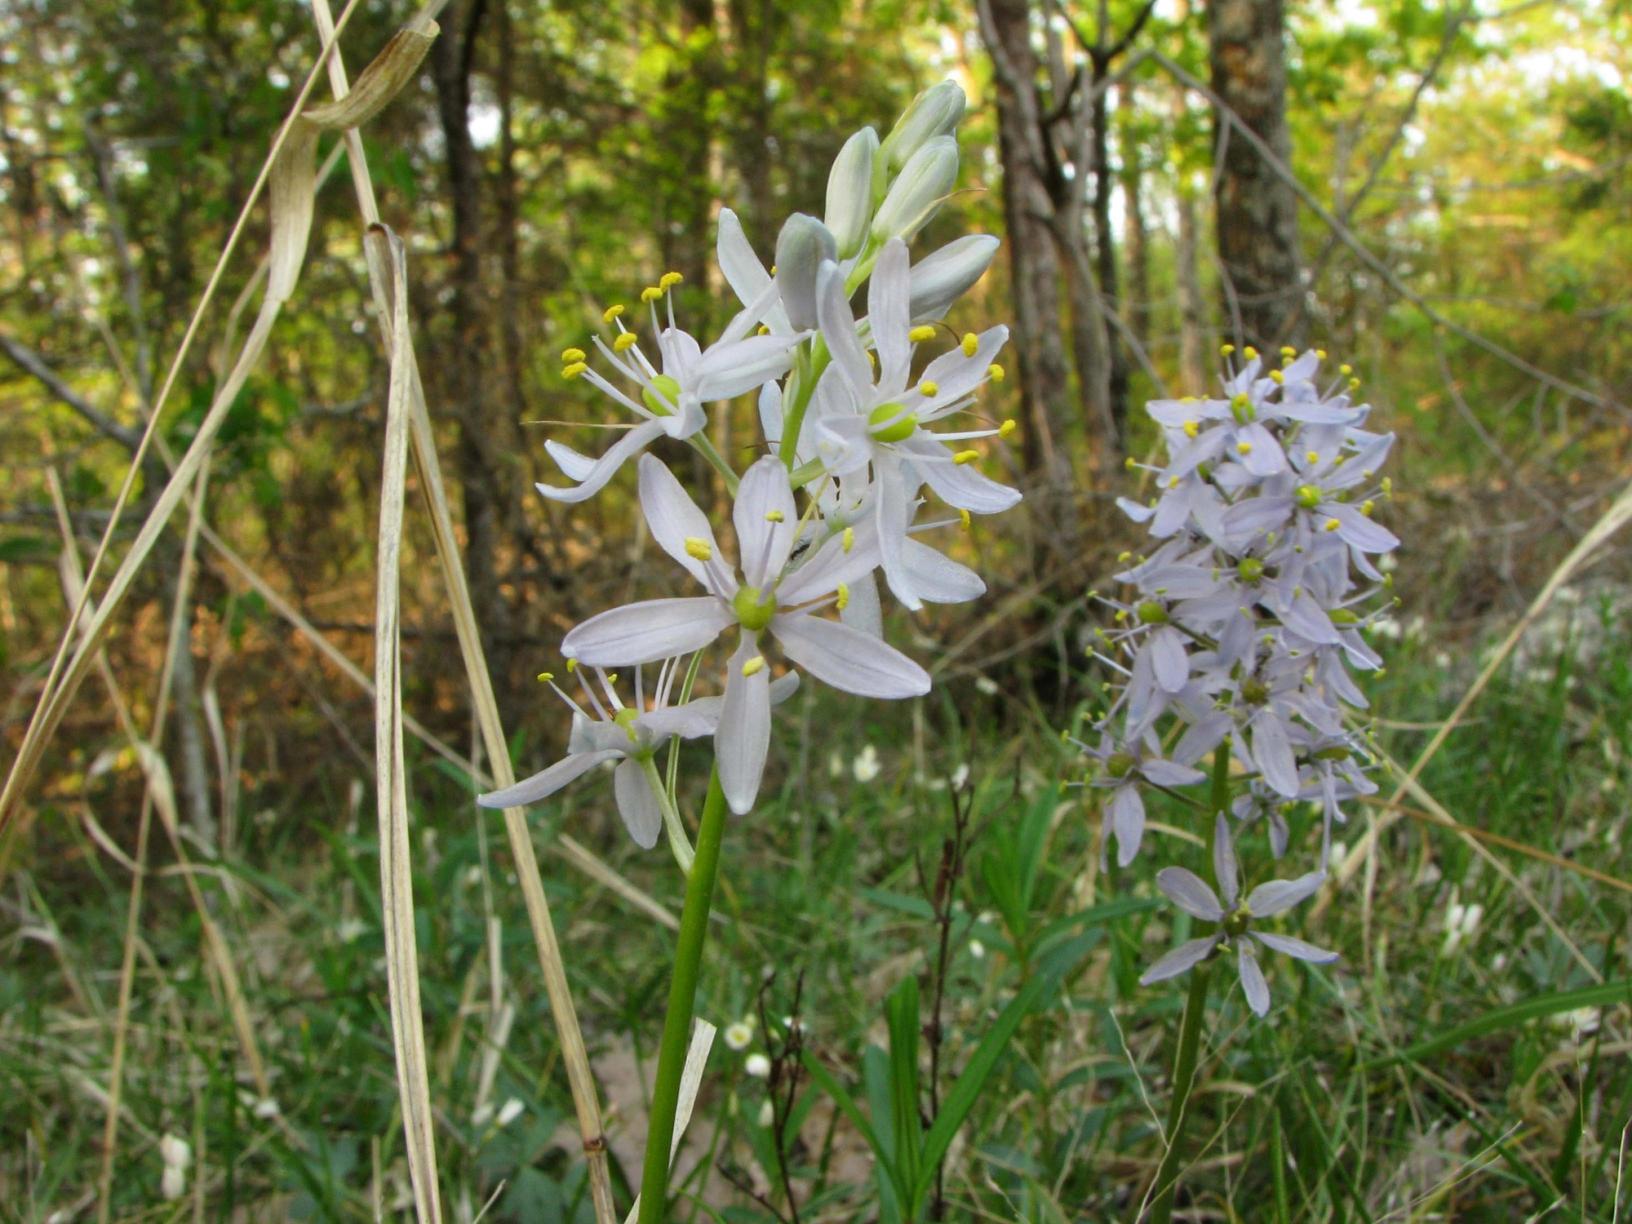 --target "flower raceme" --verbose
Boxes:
[1086,346,1394,1014]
